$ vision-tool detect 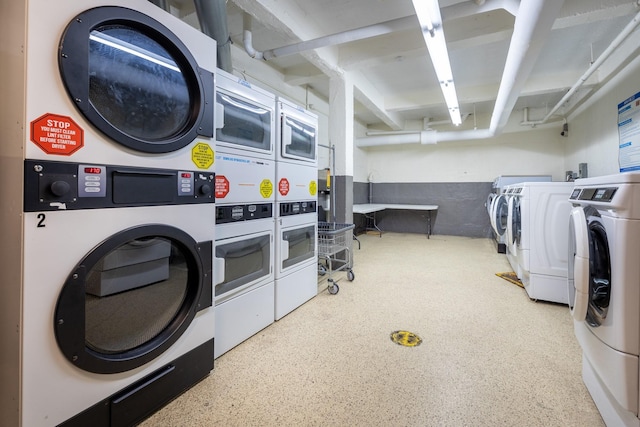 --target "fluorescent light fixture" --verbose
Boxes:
[412,0,462,126]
